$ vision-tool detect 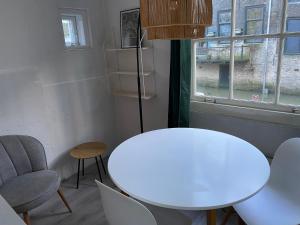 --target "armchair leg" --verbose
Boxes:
[57,189,72,213]
[23,211,31,225]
